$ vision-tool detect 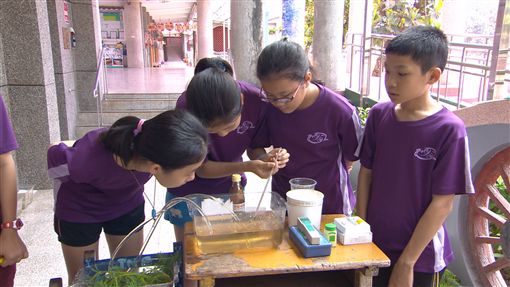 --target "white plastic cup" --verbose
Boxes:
[289,178,317,190]
[286,189,324,229]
